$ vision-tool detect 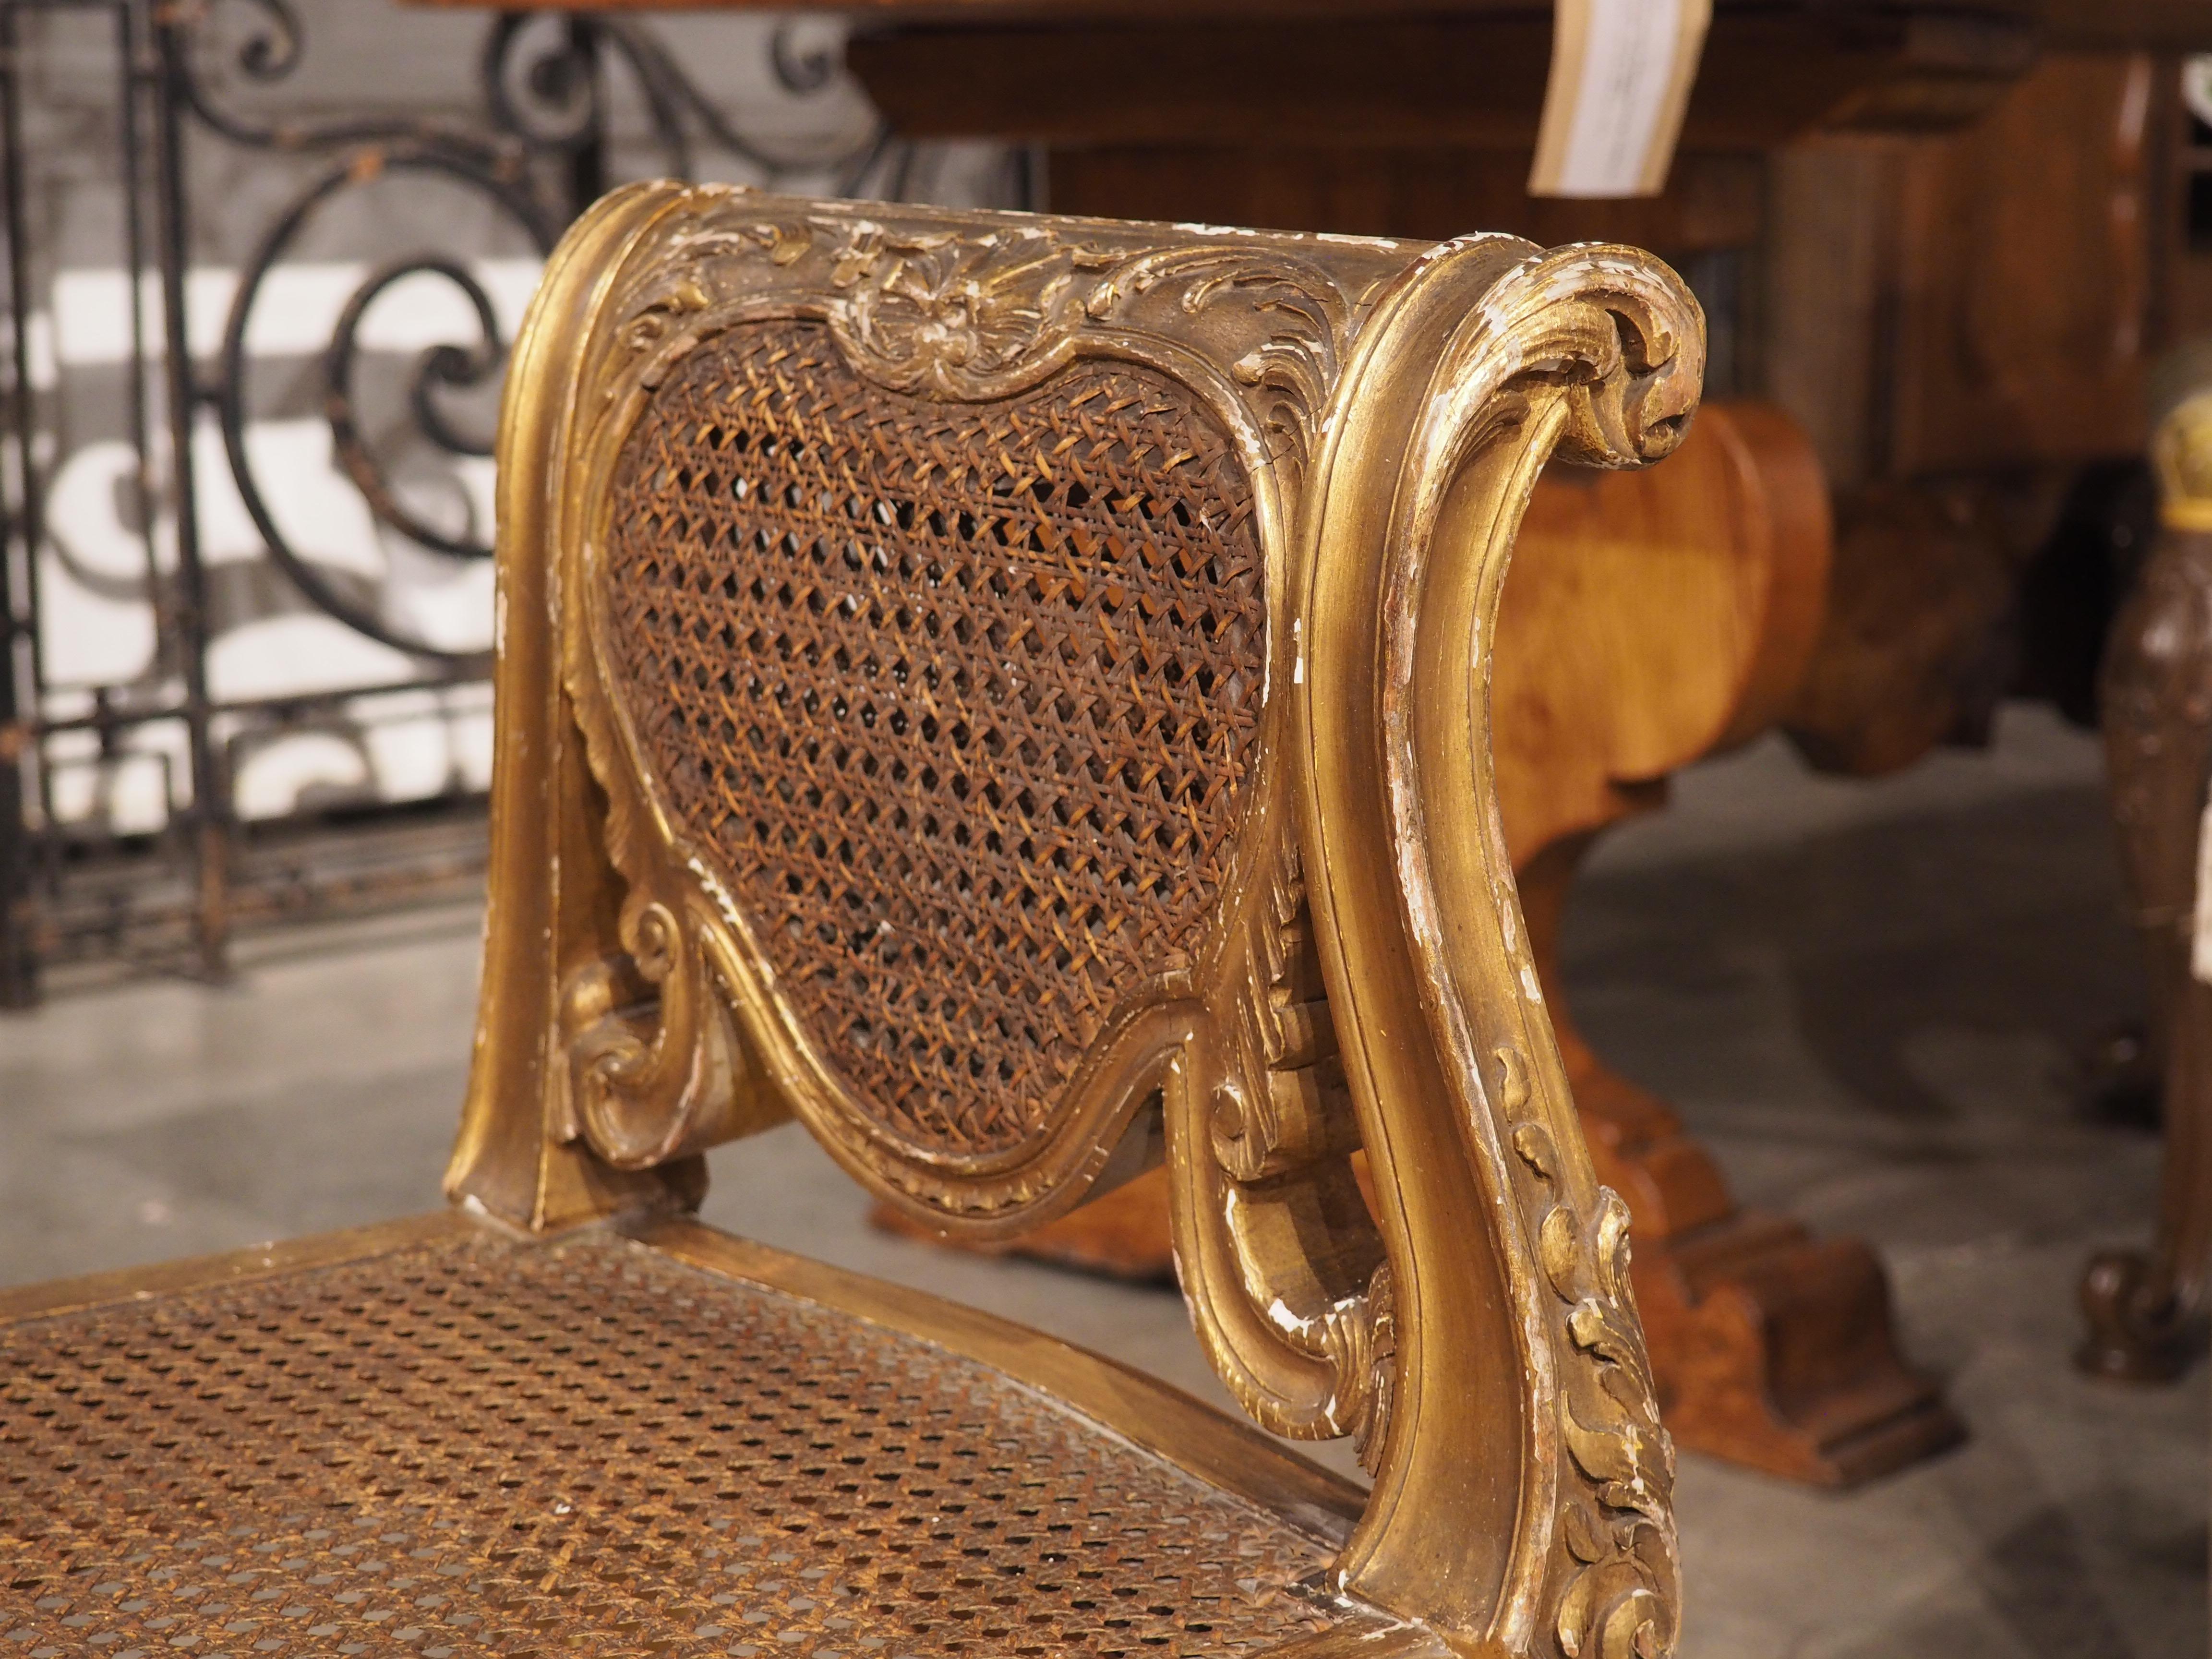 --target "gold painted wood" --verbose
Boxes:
[3,1216,1399,1657]
[0,1211,471,1322]
[0,189,1699,1659]
[1285,233,1694,1653]
[637,1214,1370,1540]
[442,184,1702,1658]
[881,397,1957,1483]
